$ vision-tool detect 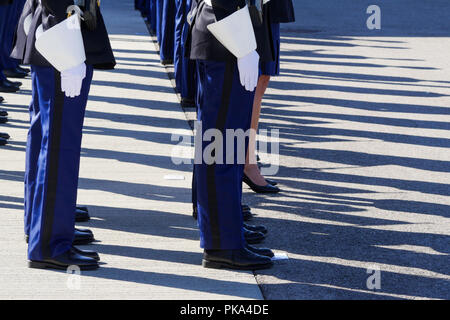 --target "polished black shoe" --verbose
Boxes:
[0,110,8,117]
[265,178,278,186]
[75,227,93,236]
[16,66,30,74]
[243,173,280,194]
[77,206,89,213]
[244,222,268,235]
[75,208,90,222]
[0,137,7,146]
[0,80,20,92]
[243,210,253,221]
[181,97,195,108]
[73,228,95,245]
[0,96,4,102]
[246,244,274,258]
[28,247,99,270]
[161,59,173,66]
[3,67,28,79]
[193,206,198,220]
[25,229,95,245]
[4,78,22,88]
[71,246,100,261]
[203,248,273,270]
[244,228,265,244]
[0,132,10,139]
[0,116,8,124]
